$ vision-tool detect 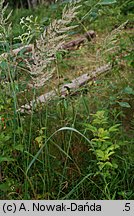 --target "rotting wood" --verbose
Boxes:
[18,63,112,114]
[0,44,34,59]
[61,30,96,50]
